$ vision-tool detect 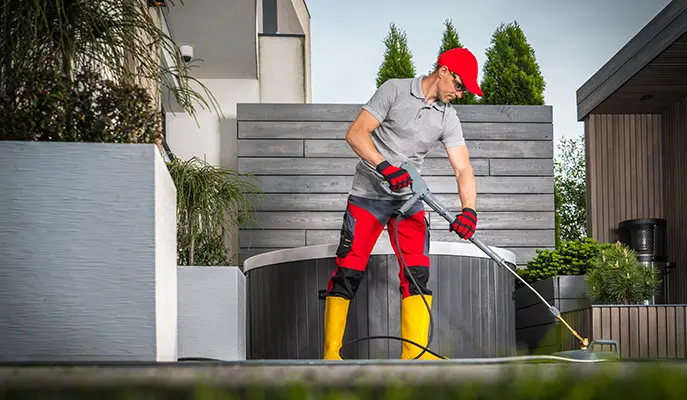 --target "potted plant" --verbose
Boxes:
[0,0,218,362]
[166,155,263,361]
